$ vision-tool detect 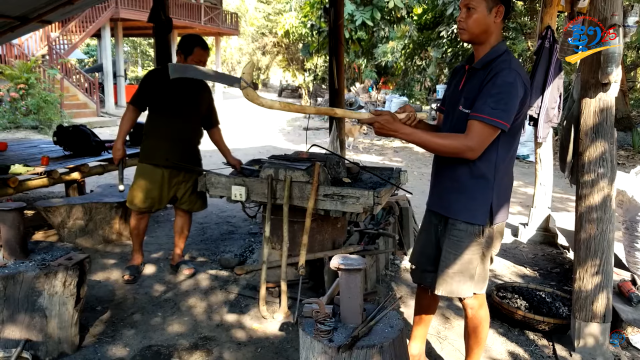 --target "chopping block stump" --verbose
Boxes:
[0,241,89,360]
[35,184,130,248]
[299,307,408,360]
[0,202,28,261]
